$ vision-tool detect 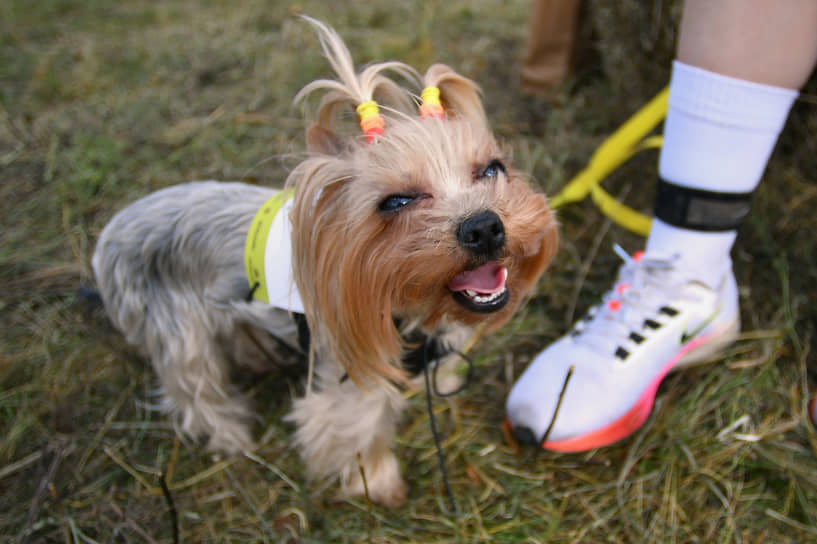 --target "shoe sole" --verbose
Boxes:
[541,317,740,452]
